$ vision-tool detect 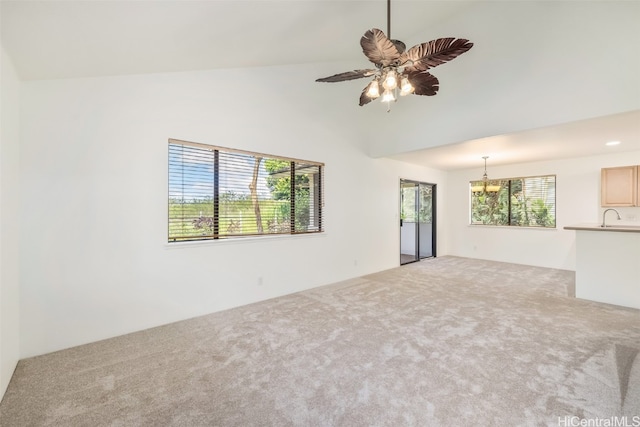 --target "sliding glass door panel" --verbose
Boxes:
[400,181,418,265]
[400,179,436,265]
[418,183,433,258]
